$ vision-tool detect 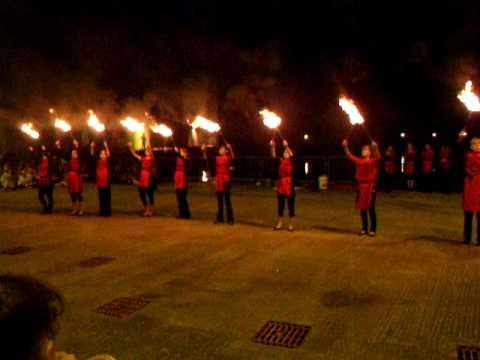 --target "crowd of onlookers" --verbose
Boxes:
[0,161,36,190]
